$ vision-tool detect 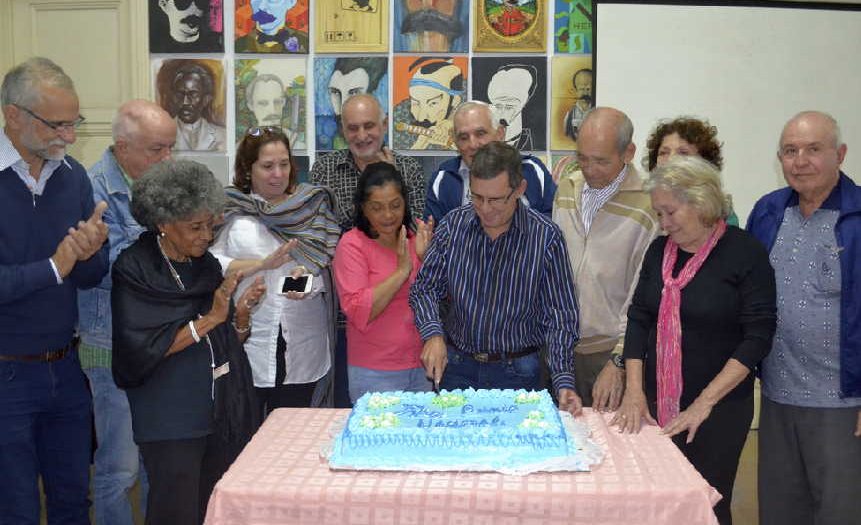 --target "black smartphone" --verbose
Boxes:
[279,274,312,294]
